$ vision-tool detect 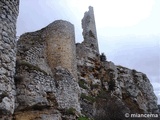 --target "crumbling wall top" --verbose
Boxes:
[82,6,99,54]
